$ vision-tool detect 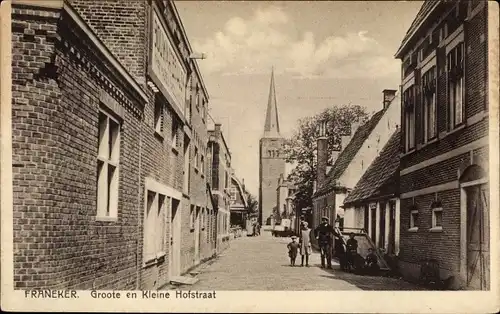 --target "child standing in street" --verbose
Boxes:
[287,236,299,266]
